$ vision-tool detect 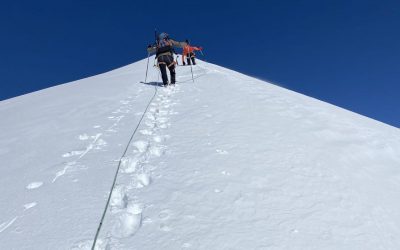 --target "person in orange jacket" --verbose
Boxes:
[182,39,203,66]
